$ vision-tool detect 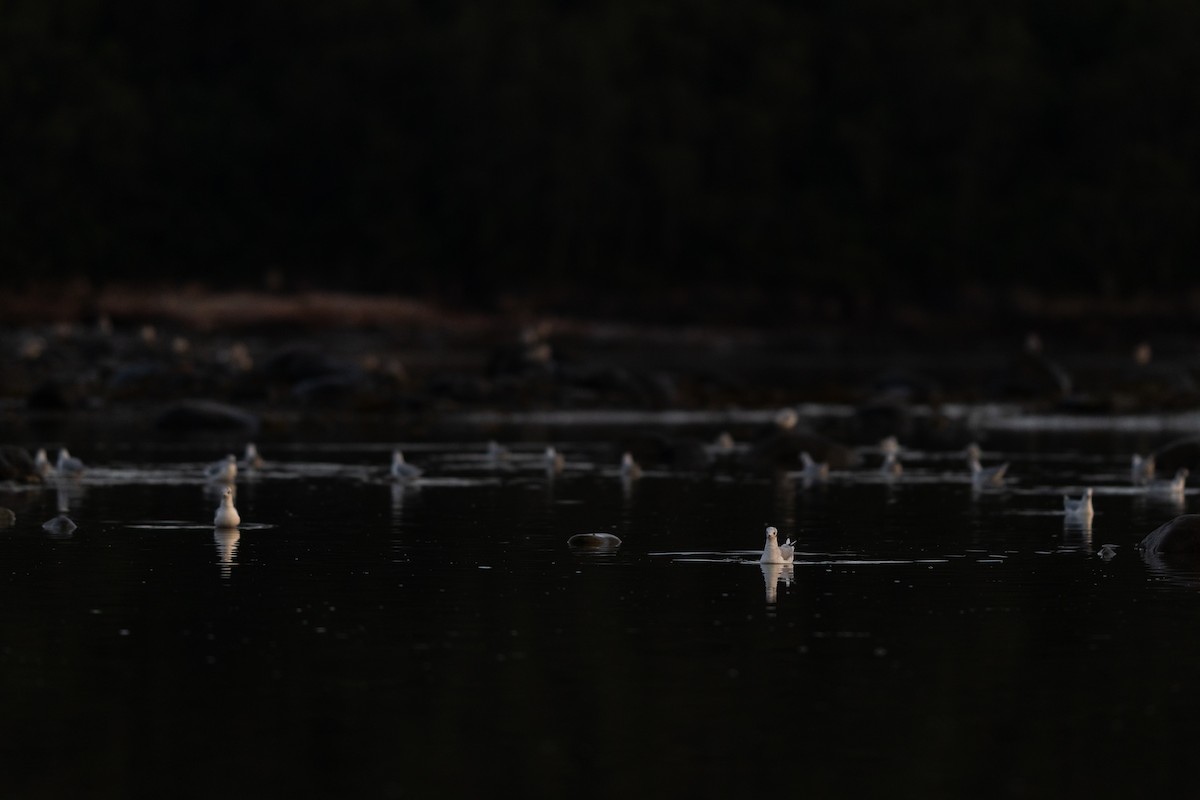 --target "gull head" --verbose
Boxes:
[765,525,778,541]
[774,408,799,430]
